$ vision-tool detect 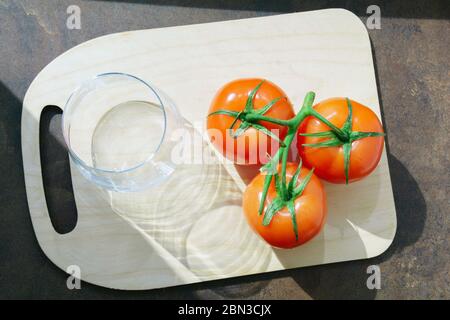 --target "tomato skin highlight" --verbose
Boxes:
[243,163,327,249]
[207,78,295,165]
[297,98,385,184]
